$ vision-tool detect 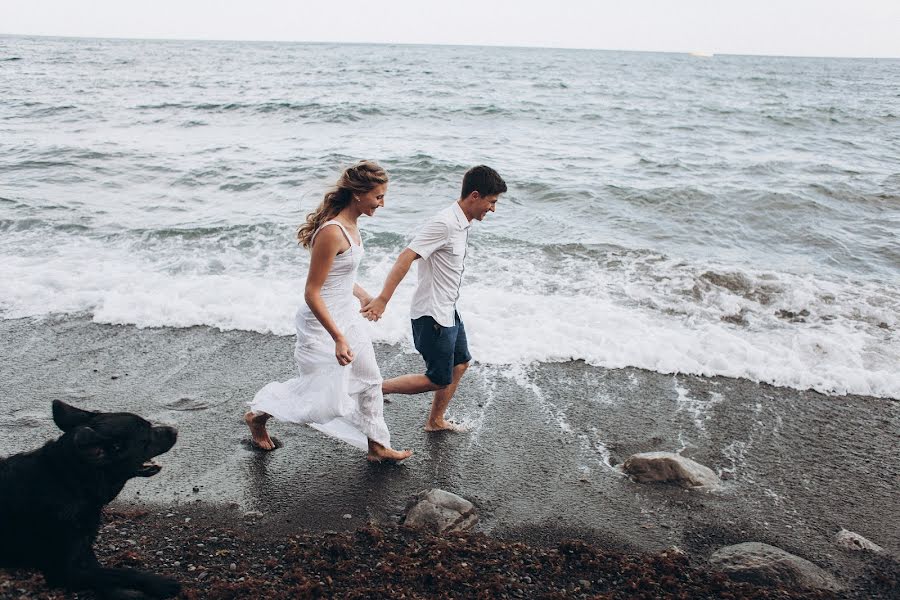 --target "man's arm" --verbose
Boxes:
[360,248,419,320]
